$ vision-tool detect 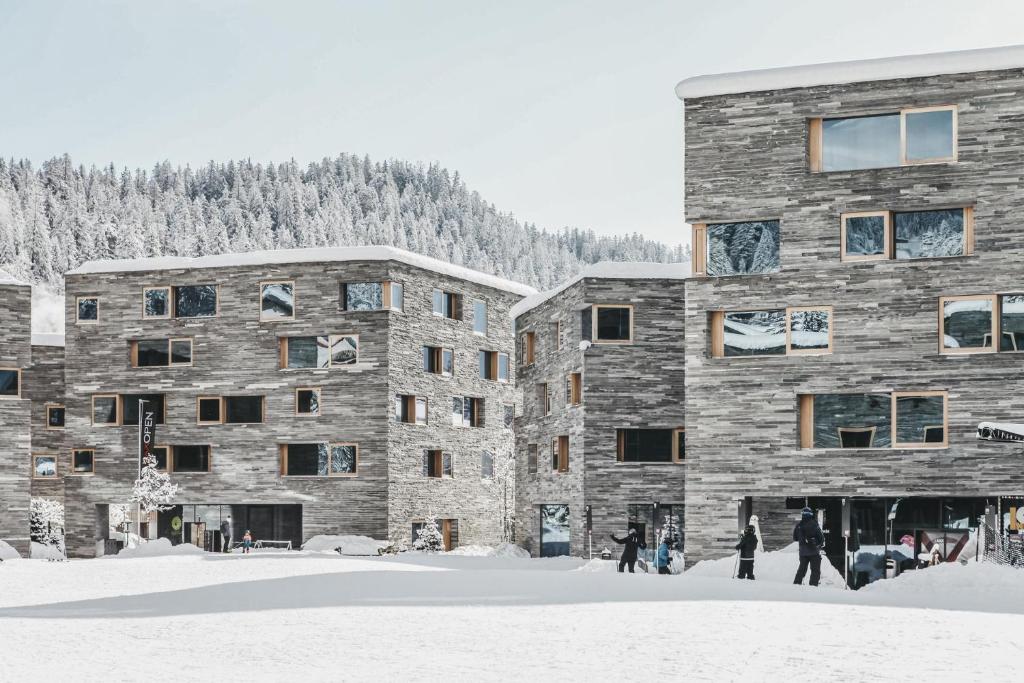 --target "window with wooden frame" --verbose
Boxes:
[551,320,562,350]
[422,345,454,376]
[170,445,212,473]
[0,368,20,398]
[341,282,403,312]
[151,446,169,471]
[280,443,357,477]
[71,449,95,474]
[841,207,973,262]
[197,396,223,424]
[537,383,550,416]
[173,285,219,318]
[710,307,833,357]
[260,280,295,321]
[76,296,99,324]
[479,350,508,382]
[592,305,634,343]
[91,394,119,426]
[616,429,683,463]
[674,428,685,461]
[279,335,358,369]
[395,394,428,425]
[142,287,171,319]
[32,454,57,479]
[130,338,193,368]
[809,105,957,172]
[423,449,453,478]
[451,396,483,427]
[939,293,1024,354]
[527,444,538,475]
[295,387,321,416]
[690,221,781,277]
[566,372,582,406]
[121,394,166,426]
[798,391,948,449]
[224,396,265,424]
[432,288,462,320]
[519,331,536,366]
[46,403,65,429]
[551,435,569,472]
